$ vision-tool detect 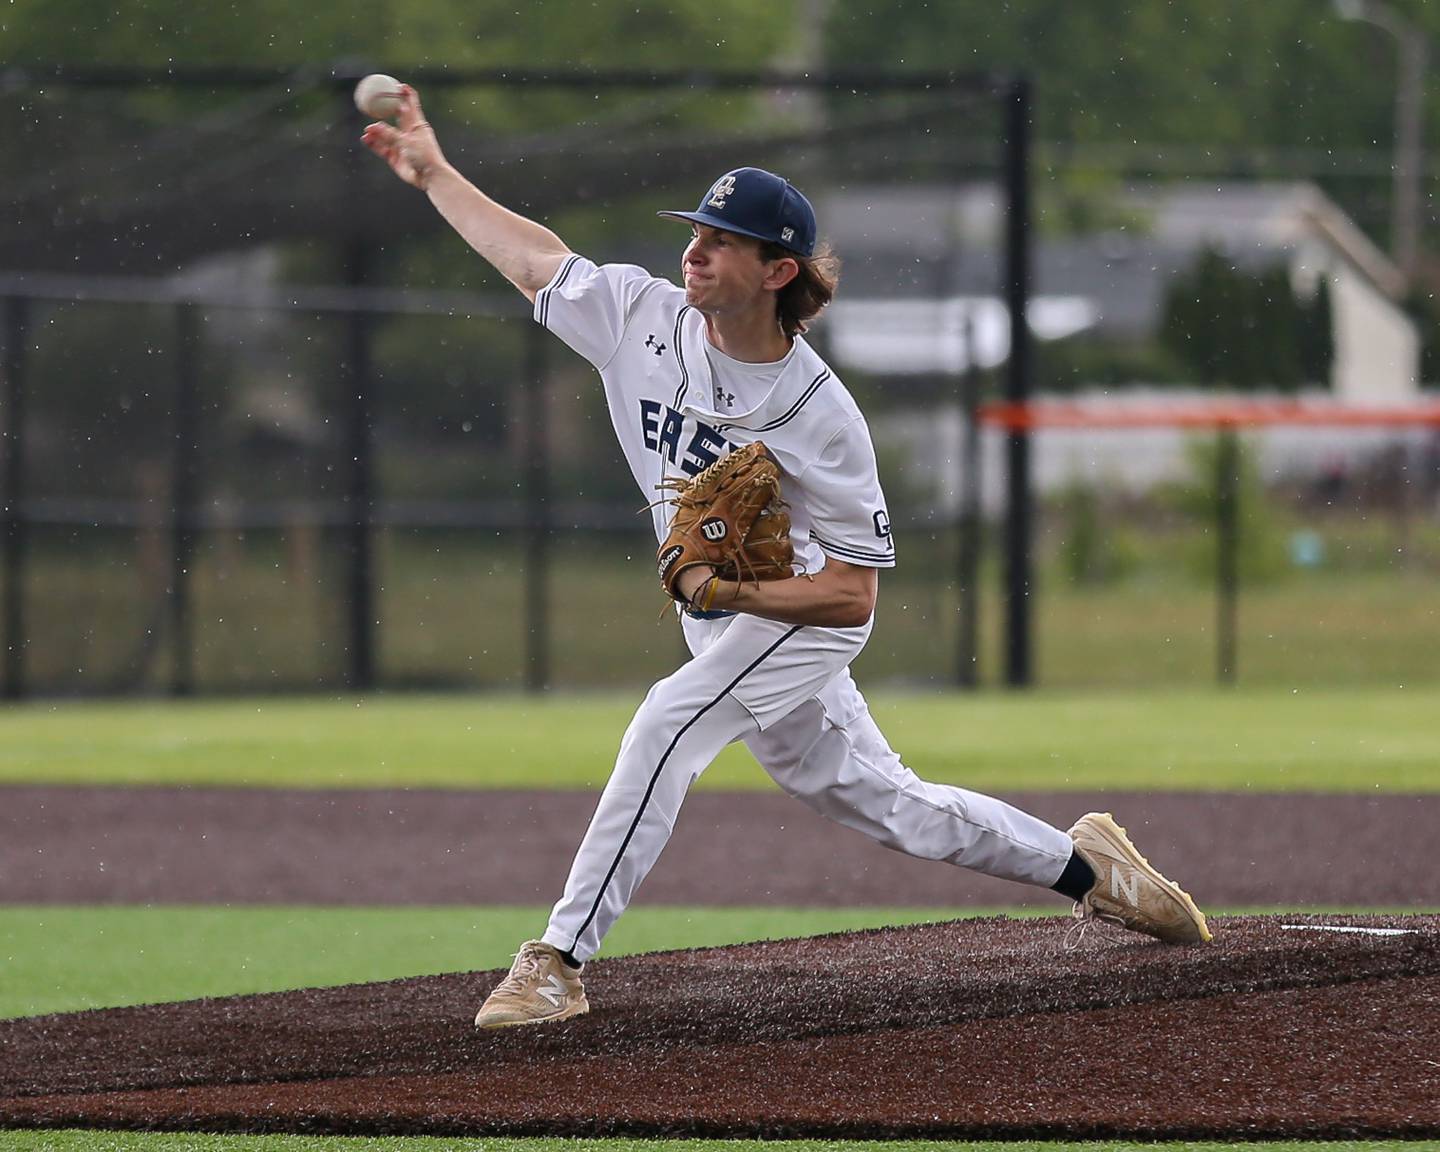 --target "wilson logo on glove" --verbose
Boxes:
[657,545,684,581]
[700,518,728,542]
